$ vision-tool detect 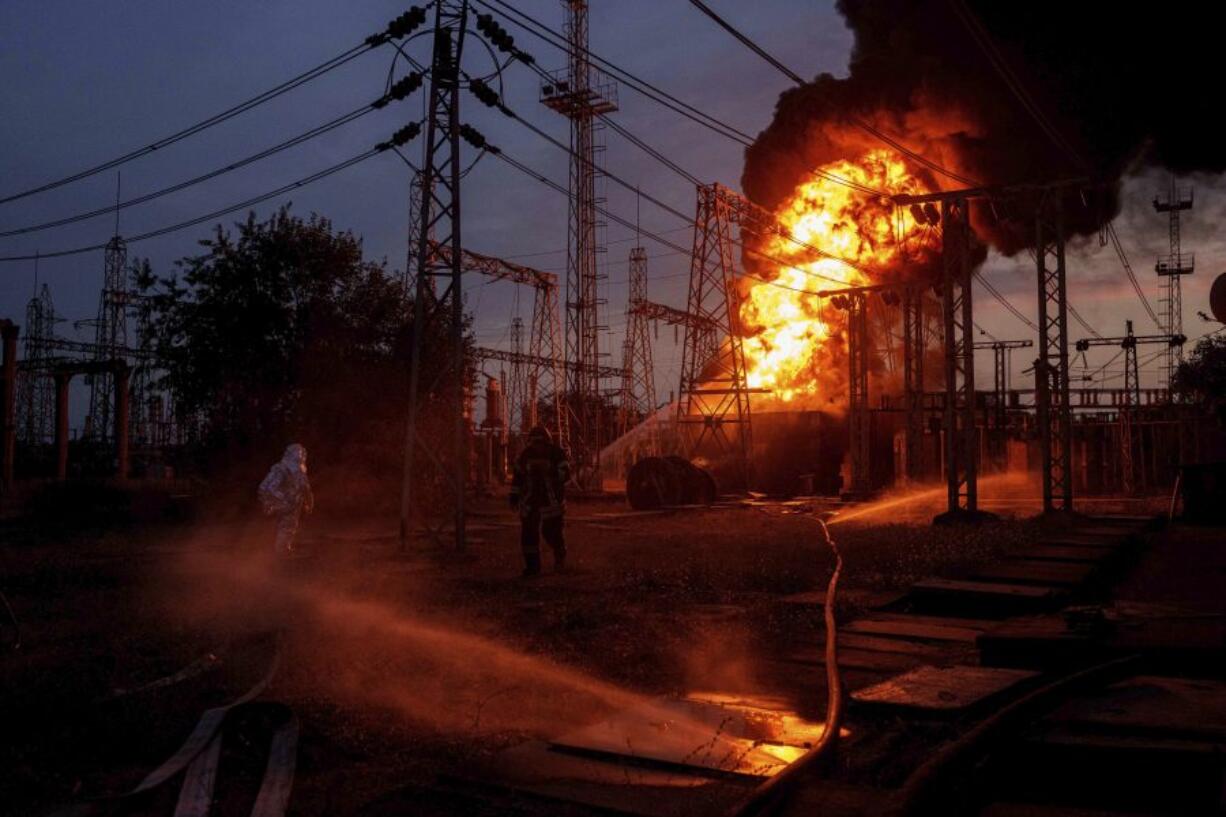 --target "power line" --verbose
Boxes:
[0,102,387,237]
[973,270,1038,330]
[1105,222,1163,331]
[482,92,878,285]
[476,0,755,145]
[0,134,414,262]
[0,40,381,207]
